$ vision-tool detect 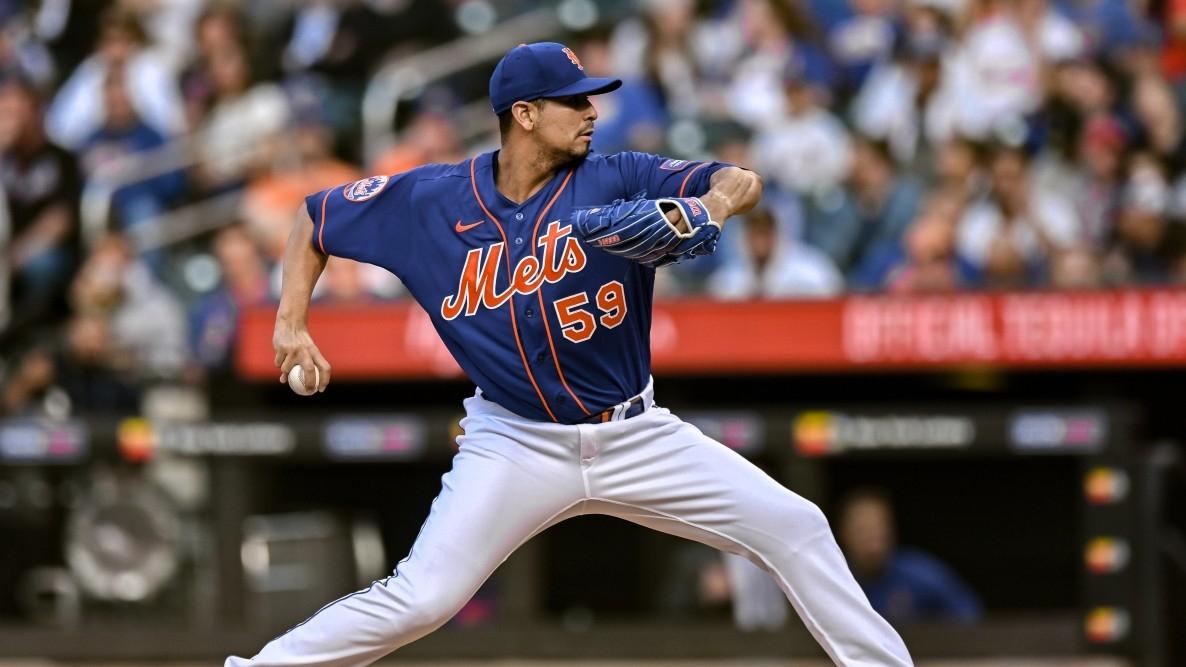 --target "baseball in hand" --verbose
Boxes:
[287,364,320,396]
